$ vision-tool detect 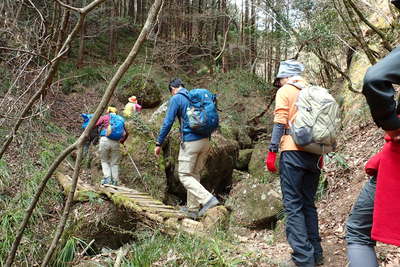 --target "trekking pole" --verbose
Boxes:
[122,145,150,191]
[124,147,142,178]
